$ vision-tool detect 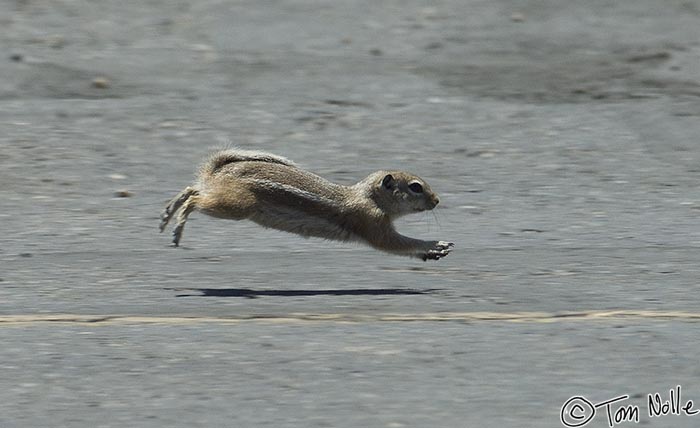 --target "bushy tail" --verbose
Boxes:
[199,149,296,177]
